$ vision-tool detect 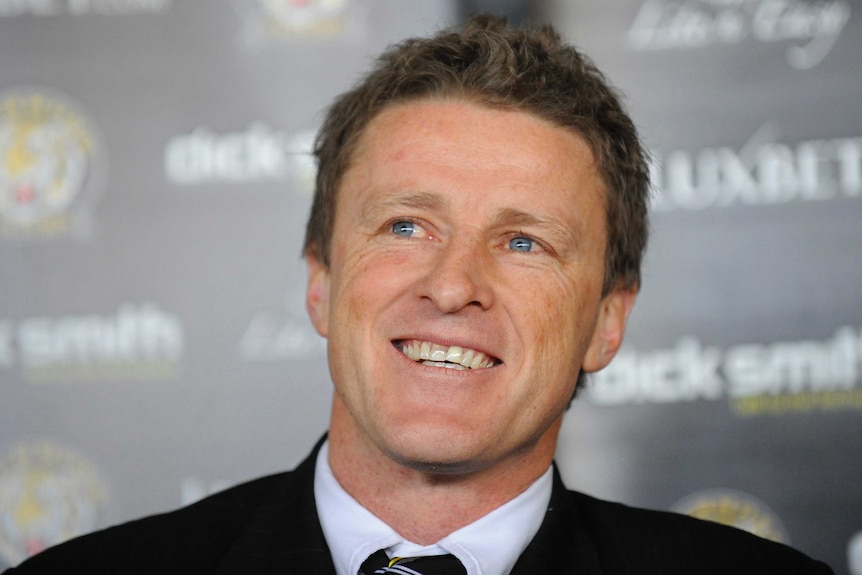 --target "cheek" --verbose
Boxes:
[331,248,418,323]
[525,275,600,370]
